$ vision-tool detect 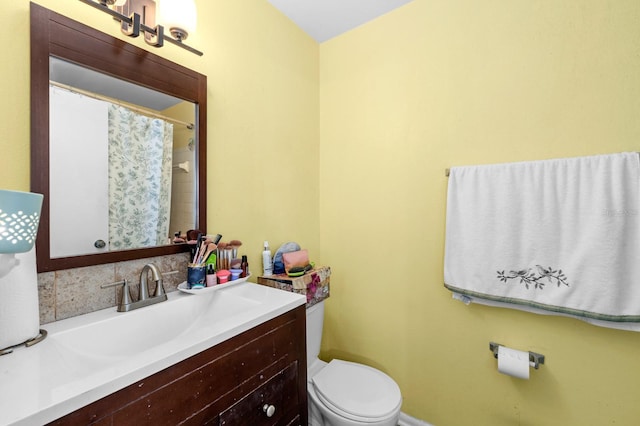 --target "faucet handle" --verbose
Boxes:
[155,278,166,297]
[101,279,133,310]
[121,280,133,306]
[154,270,179,297]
